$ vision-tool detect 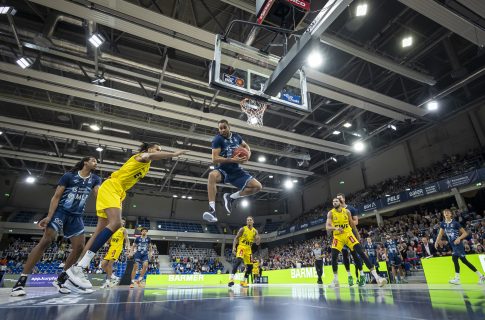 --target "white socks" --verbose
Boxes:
[475,271,482,277]
[346,271,351,276]
[455,273,460,279]
[77,251,95,268]
[360,270,365,276]
[209,201,215,211]
[230,191,242,199]
[371,269,379,280]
